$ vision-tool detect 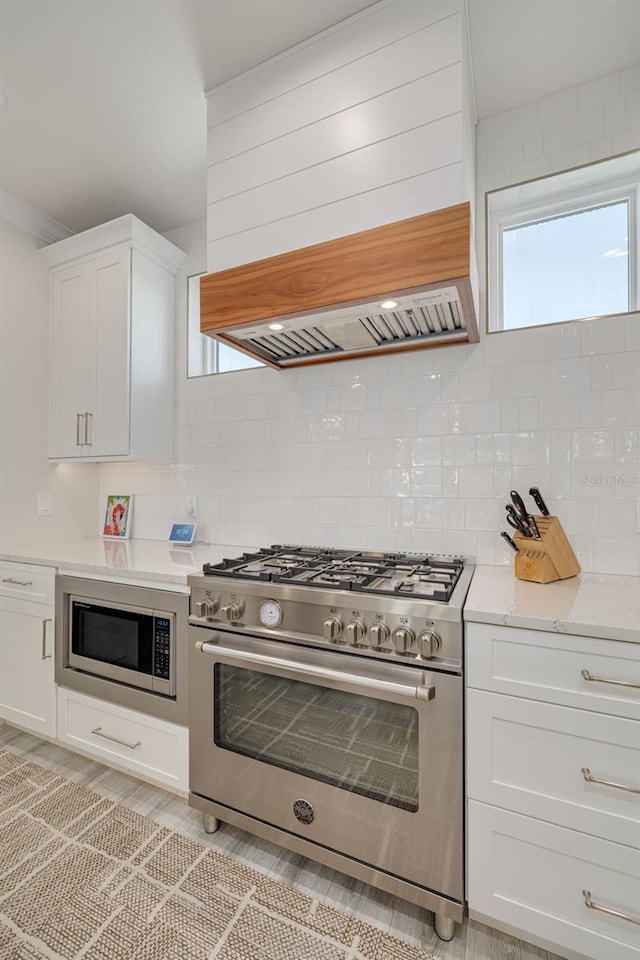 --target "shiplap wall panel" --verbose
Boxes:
[206,163,464,271]
[207,17,462,165]
[208,64,462,202]
[205,0,467,273]
[206,0,461,123]
[208,116,462,241]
